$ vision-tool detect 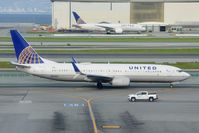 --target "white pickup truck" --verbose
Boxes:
[128,91,158,102]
